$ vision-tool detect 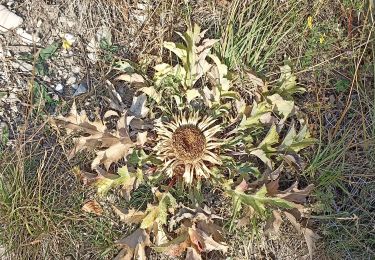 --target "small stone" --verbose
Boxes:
[36,19,43,28]
[66,76,76,85]
[11,105,18,113]
[55,83,64,93]
[87,52,97,63]
[67,20,75,28]
[0,4,23,33]
[72,82,88,96]
[11,60,33,71]
[16,28,40,44]
[72,66,80,74]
